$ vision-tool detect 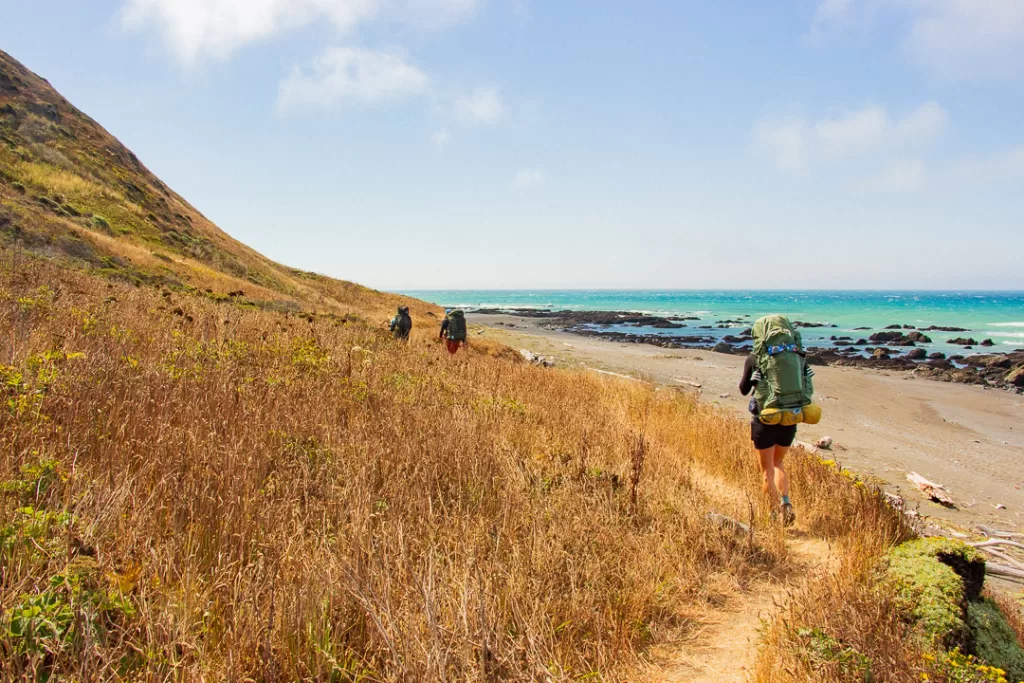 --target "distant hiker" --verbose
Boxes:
[739,315,822,526]
[440,308,468,354]
[390,306,412,341]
